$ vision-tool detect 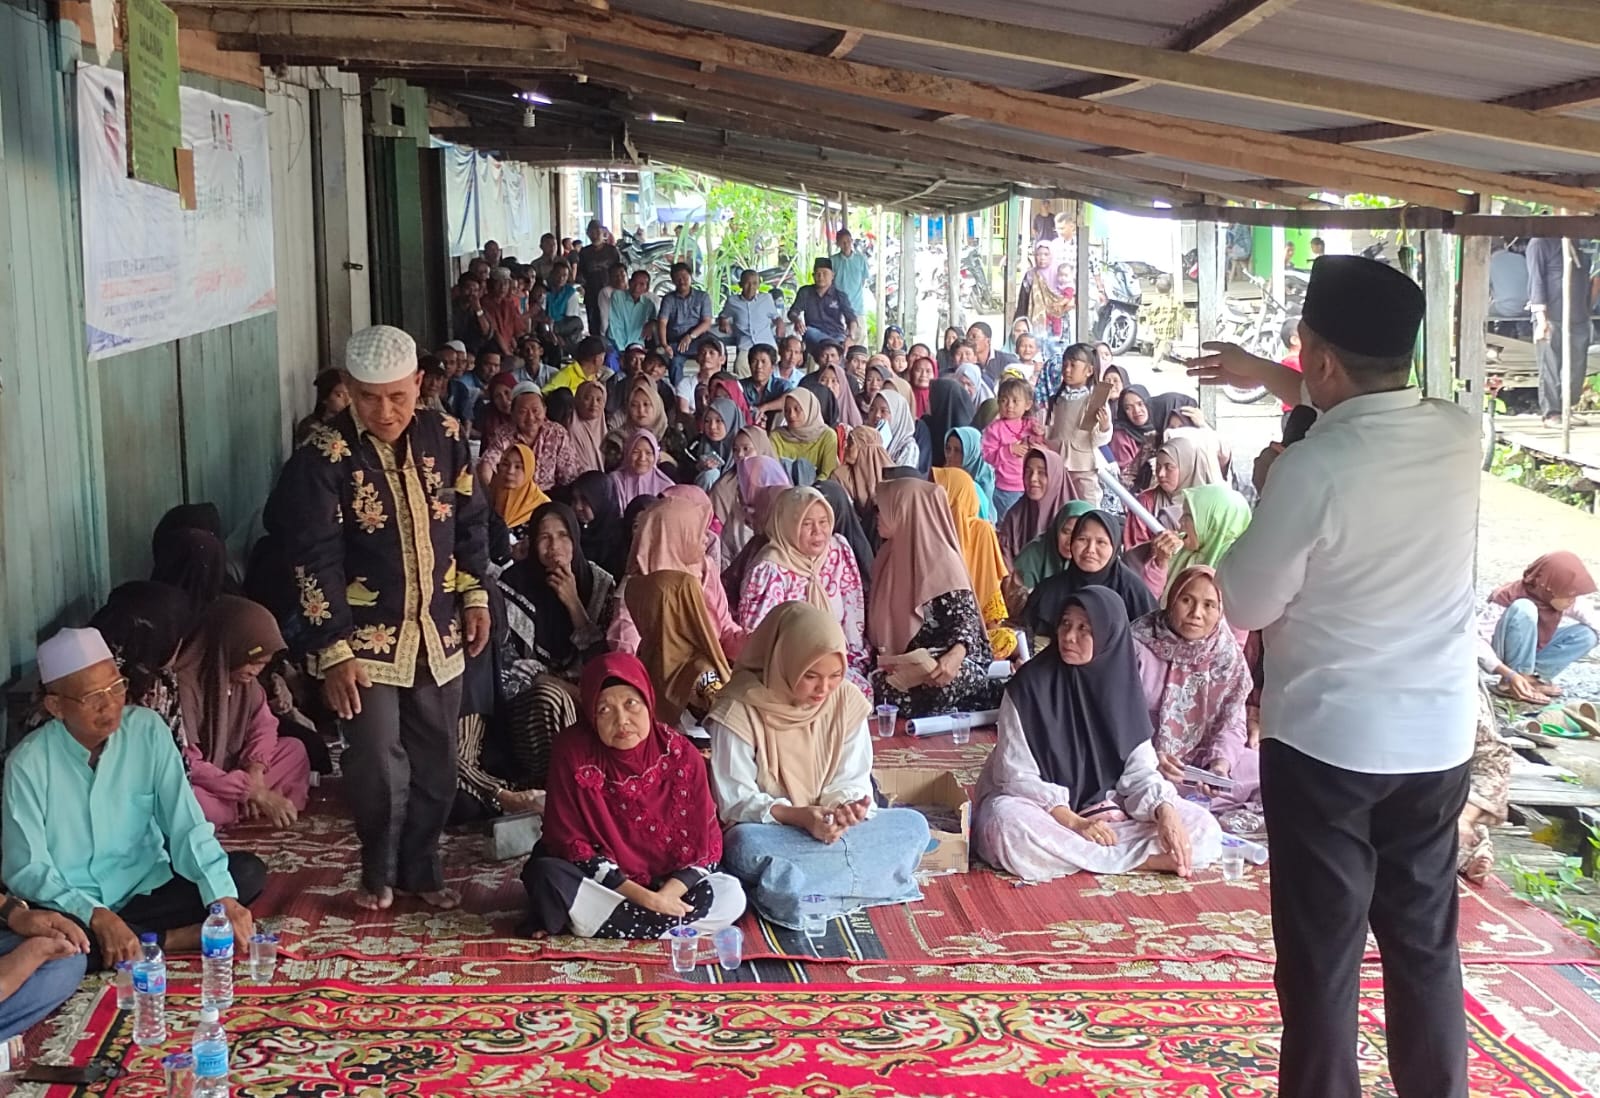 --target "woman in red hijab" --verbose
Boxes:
[1480,551,1599,701]
[522,653,746,938]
